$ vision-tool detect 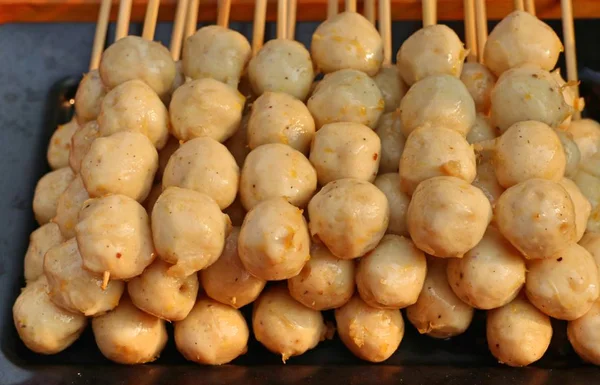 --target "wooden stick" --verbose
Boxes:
[288,0,297,39]
[217,0,231,27]
[475,0,488,64]
[142,0,160,40]
[327,0,339,19]
[184,0,199,38]
[464,0,477,62]
[513,0,524,11]
[170,0,189,60]
[102,271,110,290]
[525,0,535,15]
[252,0,267,54]
[277,0,287,39]
[115,0,132,40]
[364,0,375,24]
[345,0,357,12]
[561,0,581,120]
[422,0,436,27]
[378,0,392,65]
[89,0,111,70]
